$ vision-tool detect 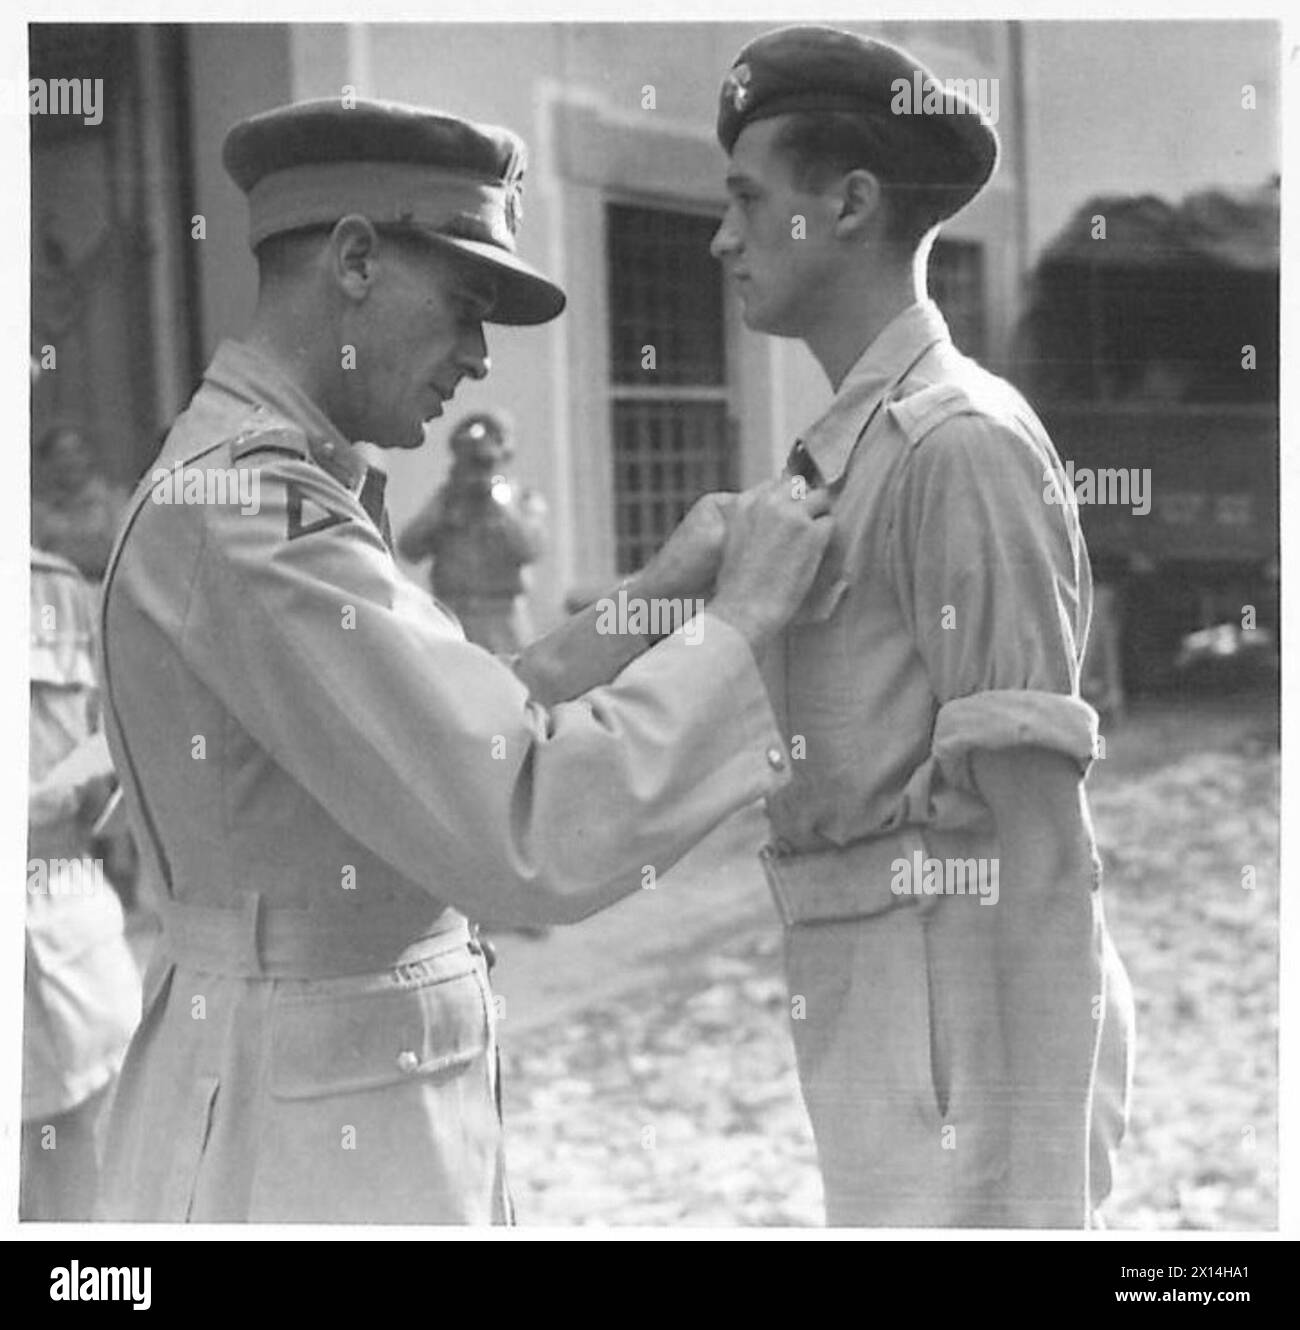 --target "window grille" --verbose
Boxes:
[607,203,735,573]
